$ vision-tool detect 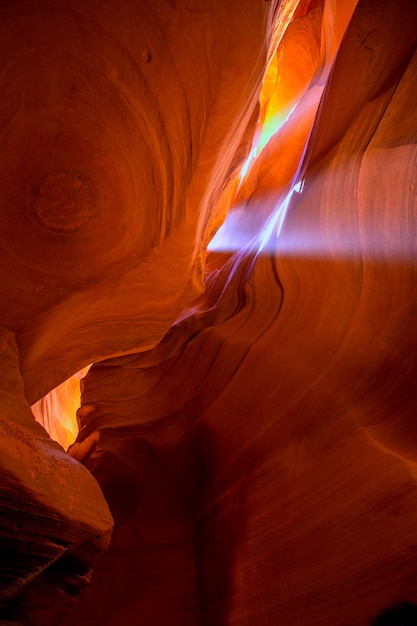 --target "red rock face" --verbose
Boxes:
[0,328,113,625]
[1,0,417,624]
